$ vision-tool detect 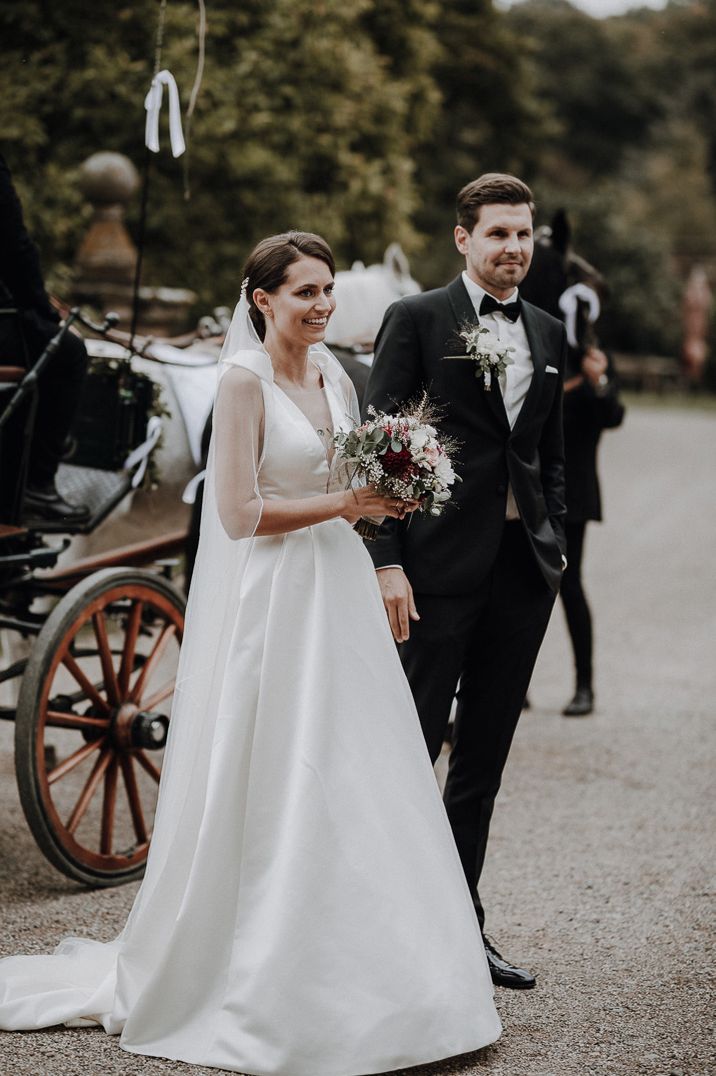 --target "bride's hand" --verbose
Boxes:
[340,486,420,525]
